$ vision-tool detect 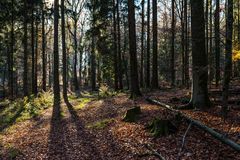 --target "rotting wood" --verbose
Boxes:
[146,98,240,152]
